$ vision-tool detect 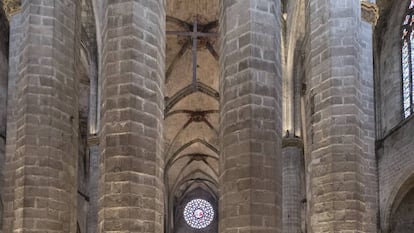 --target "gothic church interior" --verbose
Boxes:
[0,0,413,232]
